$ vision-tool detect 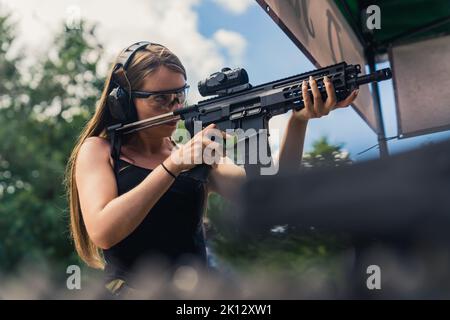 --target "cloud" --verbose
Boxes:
[213,29,247,66]
[213,0,255,15]
[0,0,248,102]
